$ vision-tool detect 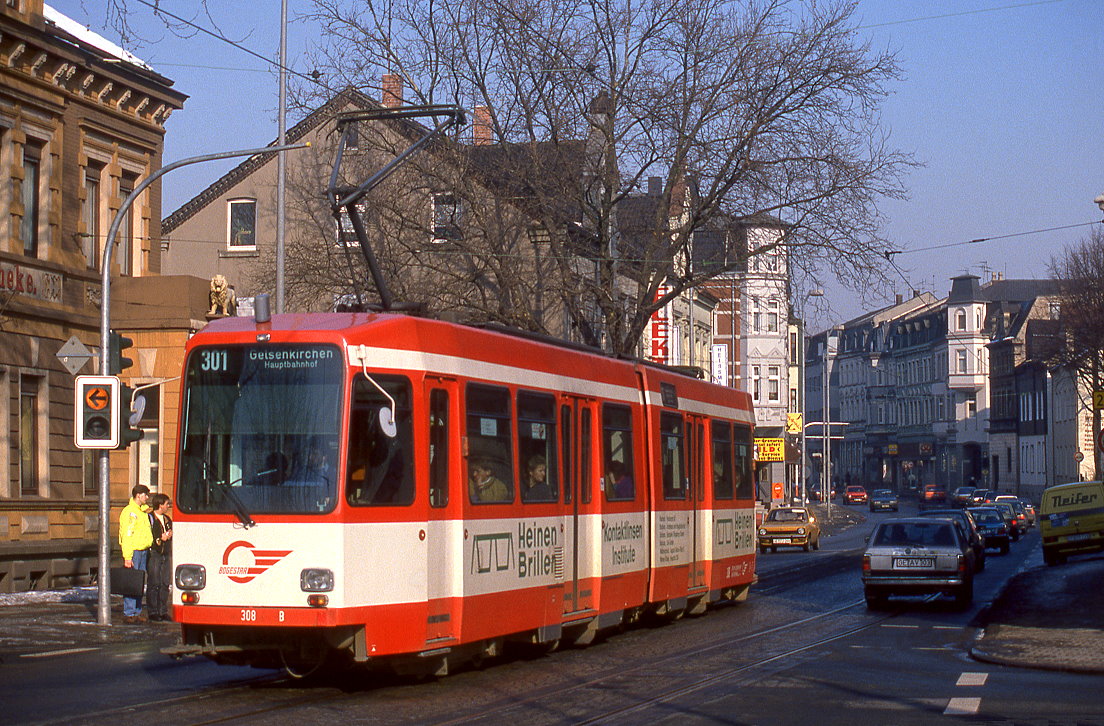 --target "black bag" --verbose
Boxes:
[110,566,147,597]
